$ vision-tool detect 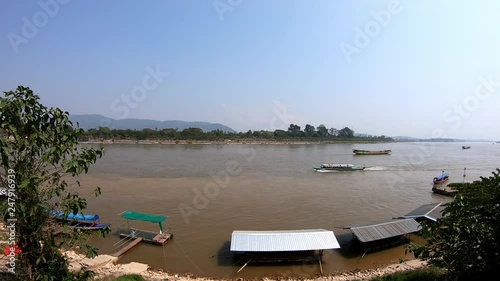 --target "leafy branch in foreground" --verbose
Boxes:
[0,86,107,281]
[408,169,500,280]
